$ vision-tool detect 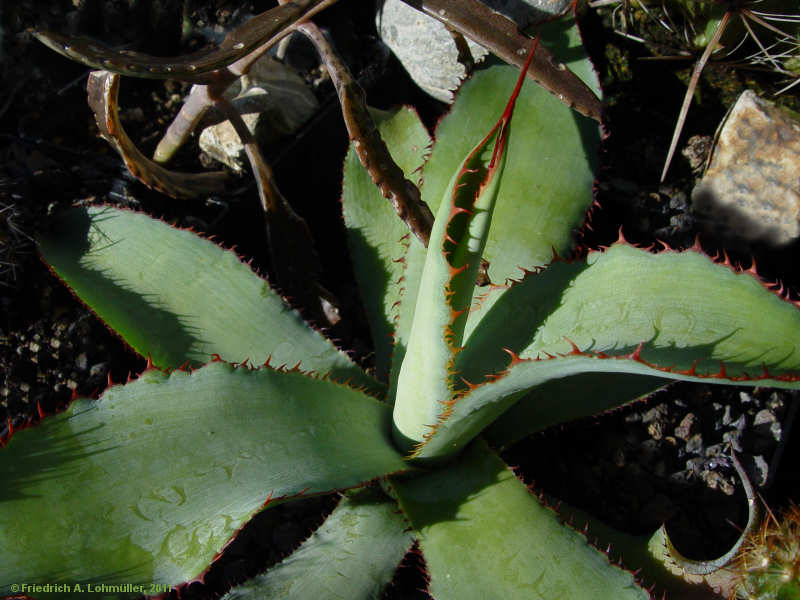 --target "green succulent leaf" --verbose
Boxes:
[421,25,600,288]
[391,440,648,600]
[386,236,428,406]
[460,275,668,447]
[0,361,407,595]
[38,206,376,390]
[419,244,800,458]
[392,47,533,454]
[548,500,730,600]
[342,106,431,382]
[222,487,413,600]
[486,372,668,448]
[523,244,800,368]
